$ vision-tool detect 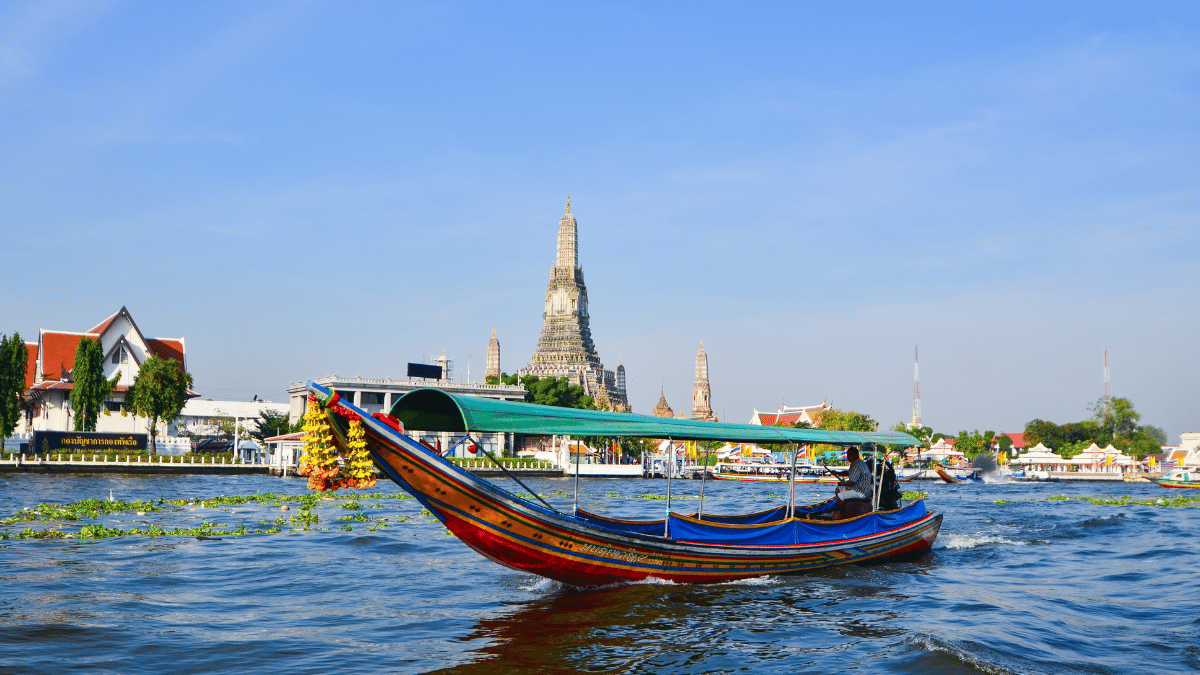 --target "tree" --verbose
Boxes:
[954,430,996,459]
[891,422,933,449]
[251,409,298,443]
[1024,419,1066,450]
[125,357,193,454]
[996,433,1014,455]
[491,372,595,410]
[0,333,29,450]
[1090,397,1141,440]
[814,408,878,432]
[69,337,119,432]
